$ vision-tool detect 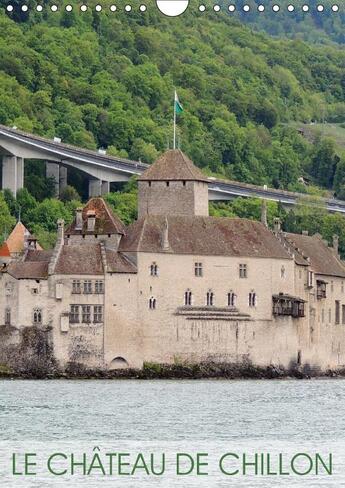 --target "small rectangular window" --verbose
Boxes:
[249,292,256,307]
[72,280,81,294]
[335,300,340,325]
[150,263,158,276]
[342,305,345,325]
[195,262,203,277]
[239,264,247,278]
[228,292,236,307]
[83,280,92,294]
[95,280,104,294]
[82,305,91,323]
[5,308,11,326]
[70,305,79,324]
[94,305,103,323]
